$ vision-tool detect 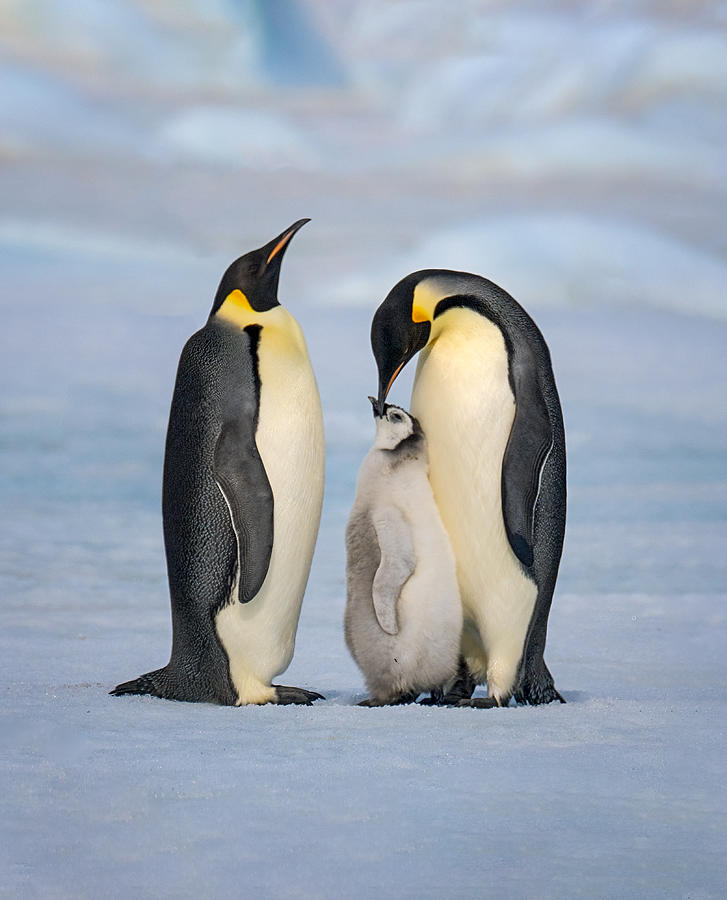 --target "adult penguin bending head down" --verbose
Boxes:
[371,270,566,708]
[112,220,325,706]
